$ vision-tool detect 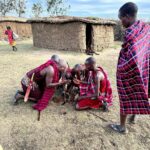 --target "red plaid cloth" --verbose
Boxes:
[98,67,113,106]
[117,21,150,115]
[80,71,95,96]
[79,68,113,109]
